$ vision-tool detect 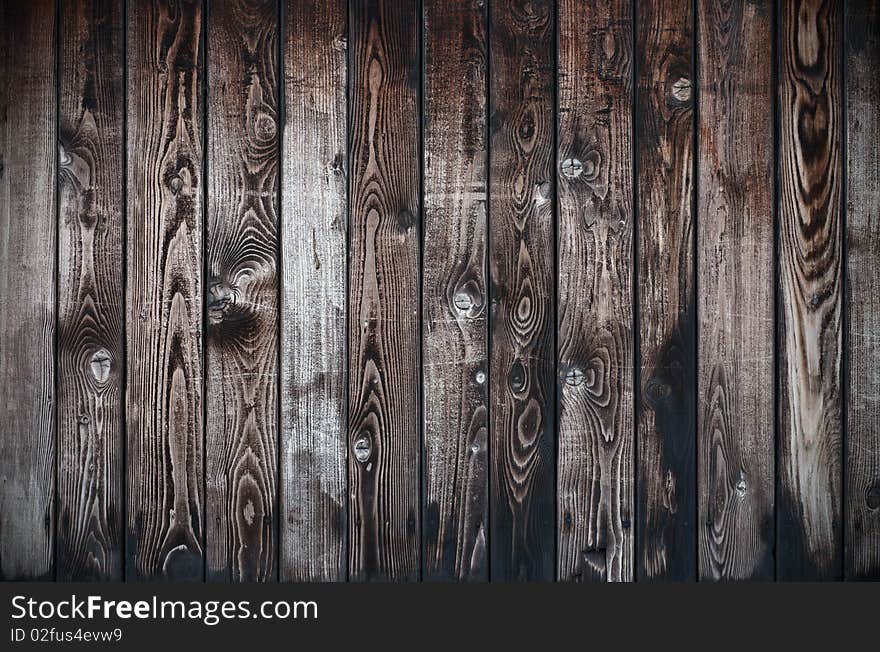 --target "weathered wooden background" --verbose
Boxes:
[1,0,878,582]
